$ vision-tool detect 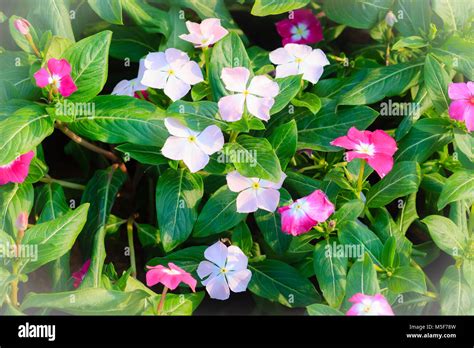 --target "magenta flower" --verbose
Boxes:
[141,49,203,101]
[72,259,91,289]
[448,82,474,132]
[270,43,329,84]
[218,67,279,122]
[226,170,286,213]
[0,151,34,186]
[161,118,224,173]
[330,127,398,178]
[14,18,31,35]
[34,58,77,97]
[146,262,197,291]
[278,190,334,236]
[346,293,394,316]
[275,9,323,46]
[179,18,228,48]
